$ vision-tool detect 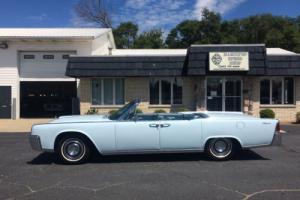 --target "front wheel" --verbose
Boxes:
[57,136,90,164]
[206,138,235,161]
